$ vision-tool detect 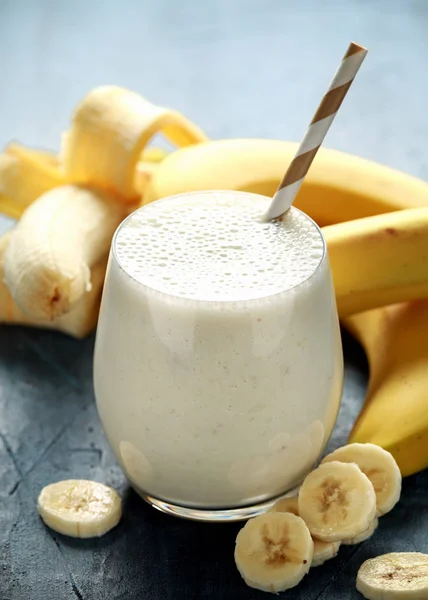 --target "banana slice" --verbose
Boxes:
[268,495,299,515]
[234,512,313,593]
[356,552,428,600]
[343,516,379,545]
[267,494,340,567]
[38,480,122,538]
[322,443,401,516]
[312,539,341,567]
[298,461,376,542]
